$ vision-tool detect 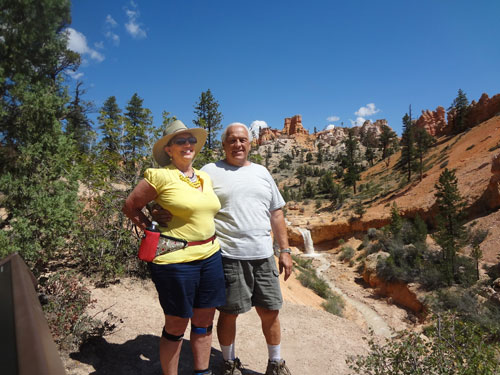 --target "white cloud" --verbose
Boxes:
[125,7,147,39]
[350,117,367,127]
[103,15,120,45]
[66,70,84,80]
[105,31,120,46]
[66,28,105,62]
[355,103,380,117]
[324,124,335,130]
[326,115,340,122]
[249,120,268,140]
[94,41,104,49]
[106,15,118,28]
